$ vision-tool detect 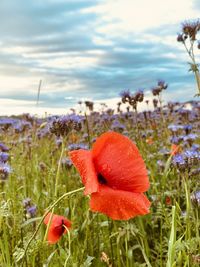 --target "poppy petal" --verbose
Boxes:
[44,213,71,244]
[90,185,151,220]
[92,131,149,193]
[69,149,99,195]
[47,226,63,244]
